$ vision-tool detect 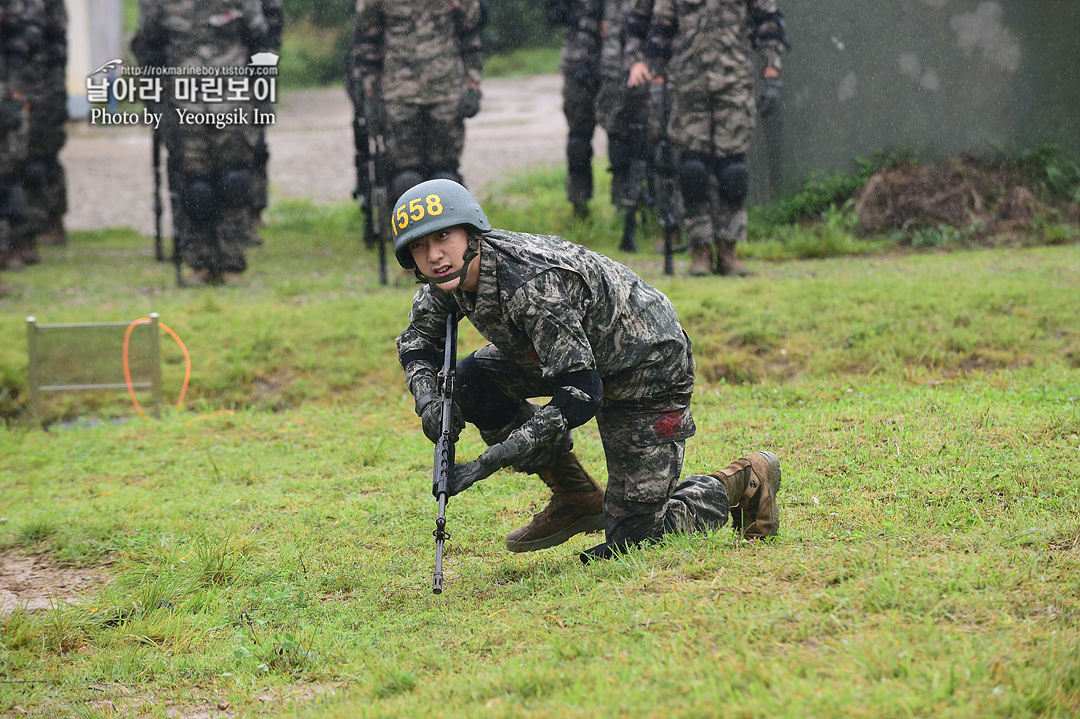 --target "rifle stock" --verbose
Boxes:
[351,111,375,249]
[363,99,389,286]
[432,311,459,594]
[651,82,681,276]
